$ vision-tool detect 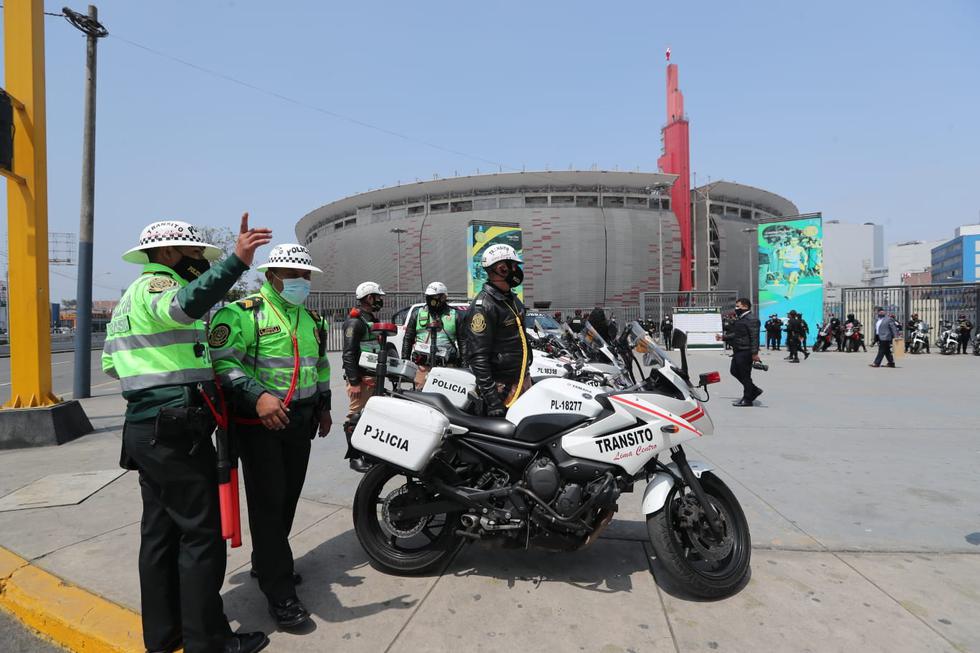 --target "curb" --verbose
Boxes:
[0,546,143,653]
